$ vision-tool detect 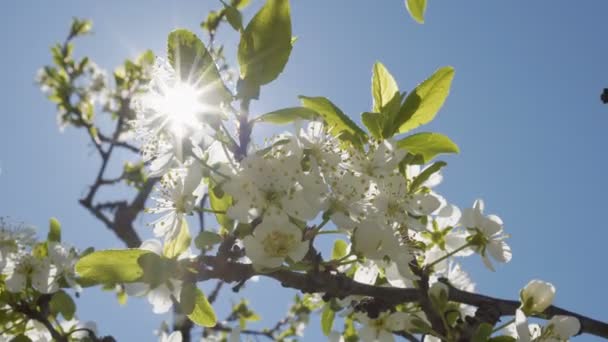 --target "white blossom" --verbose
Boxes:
[124,239,187,314]
[520,280,556,314]
[355,311,412,342]
[159,331,182,342]
[461,199,511,271]
[148,163,205,242]
[242,213,309,270]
